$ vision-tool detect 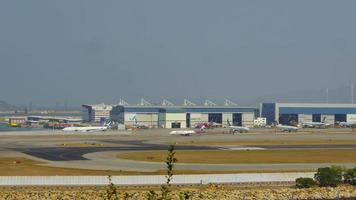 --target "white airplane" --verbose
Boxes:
[339,121,356,128]
[301,118,330,128]
[227,120,250,133]
[169,126,206,136]
[276,124,299,132]
[62,120,112,132]
[275,121,299,132]
[62,126,108,132]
